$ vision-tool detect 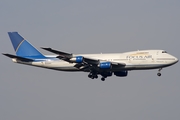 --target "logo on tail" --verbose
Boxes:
[8,32,45,59]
